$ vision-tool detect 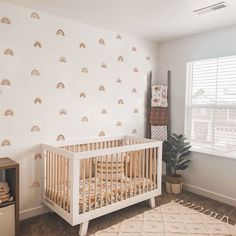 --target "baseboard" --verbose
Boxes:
[20,205,50,221]
[183,183,236,207]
